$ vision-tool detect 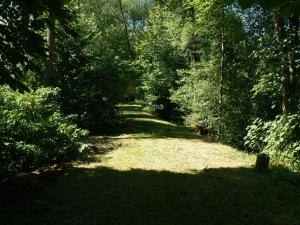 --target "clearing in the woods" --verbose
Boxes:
[1,104,300,225]
[83,104,255,172]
